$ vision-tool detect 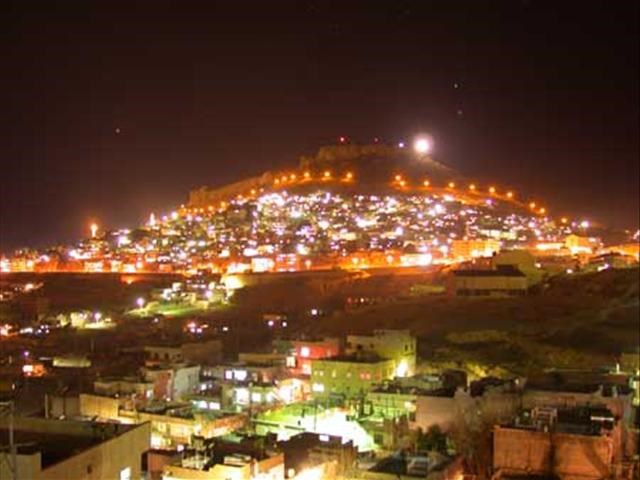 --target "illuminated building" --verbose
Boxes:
[491,249,544,286]
[284,338,341,376]
[346,330,416,378]
[450,265,528,296]
[277,432,357,478]
[310,354,396,399]
[79,393,247,449]
[162,439,284,480]
[604,243,640,262]
[141,363,201,402]
[565,234,600,255]
[451,238,501,260]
